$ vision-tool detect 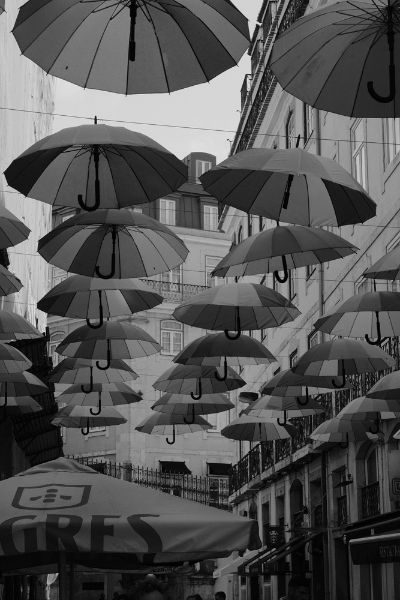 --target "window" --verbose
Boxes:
[160,320,183,355]
[49,331,65,366]
[196,160,212,182]
[304,104,314,142]
[205,256,226,287]
[351,119,368,189]
[133,207,143,213]
[159,198,176,225]
[203,204,218,231]
[383,118,400,167]
[306,264,316,280]
[87,425,107,435]
[51,266,68,288]
[386,234,400,291]
[289,349,298,368]
[161,265,181,288]
[286,111,296,148]
[207,408,230,432]
[308,331,319,349]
